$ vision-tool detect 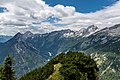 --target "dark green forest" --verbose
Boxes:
[20,51,99,80]
[0,52,99,80]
